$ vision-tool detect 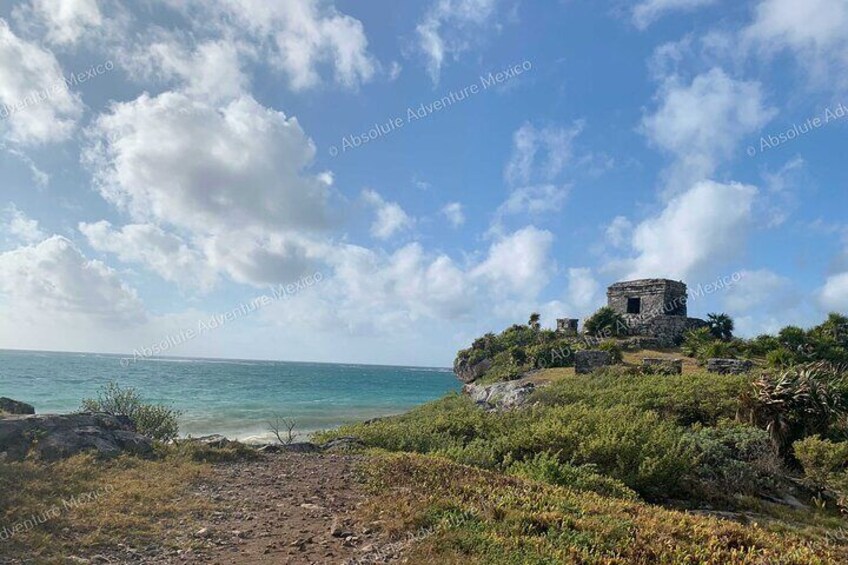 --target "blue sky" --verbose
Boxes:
[0,0,847,366]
